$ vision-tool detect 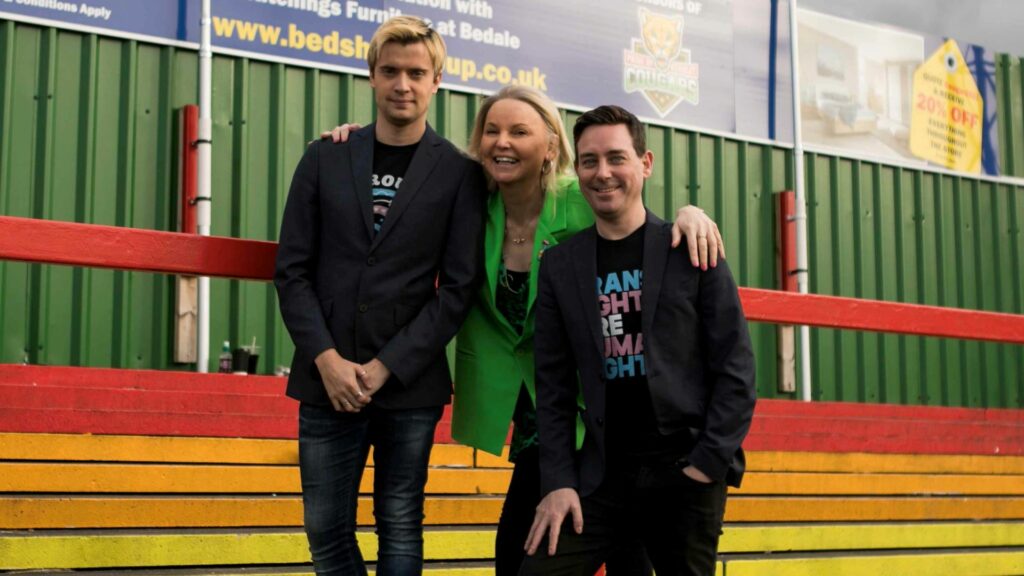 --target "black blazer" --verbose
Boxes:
[533,211,756,496]
[274,124,486,410]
